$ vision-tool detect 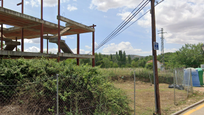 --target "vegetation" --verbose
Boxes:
[100,68,174,84]
[80,43,204,69]
[0,58,130,114]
